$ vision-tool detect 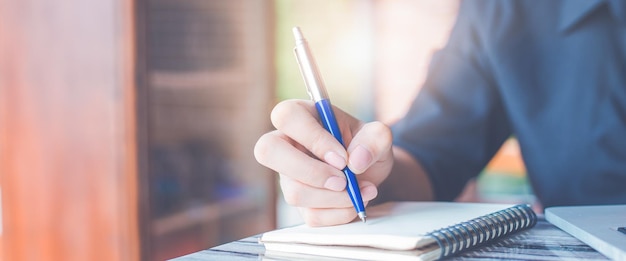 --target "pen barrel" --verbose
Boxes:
[315,99,366,214]
[293,41,329,102]
[343,167,366,214]
[315,99,344,143]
